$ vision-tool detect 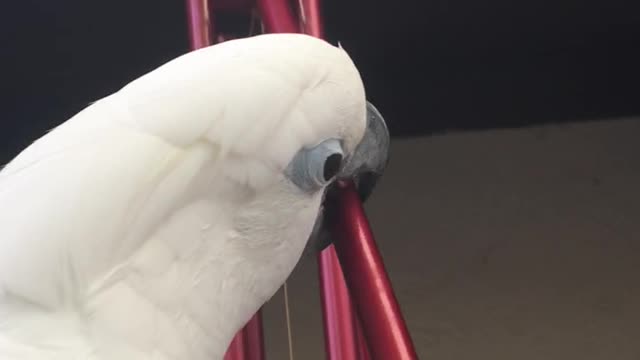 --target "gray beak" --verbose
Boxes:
[304,101,390,255]
[339,101,390,202]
